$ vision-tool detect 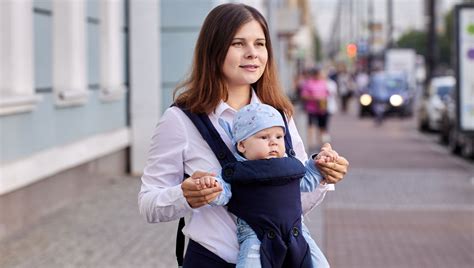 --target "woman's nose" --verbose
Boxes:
[245,46,257,59]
